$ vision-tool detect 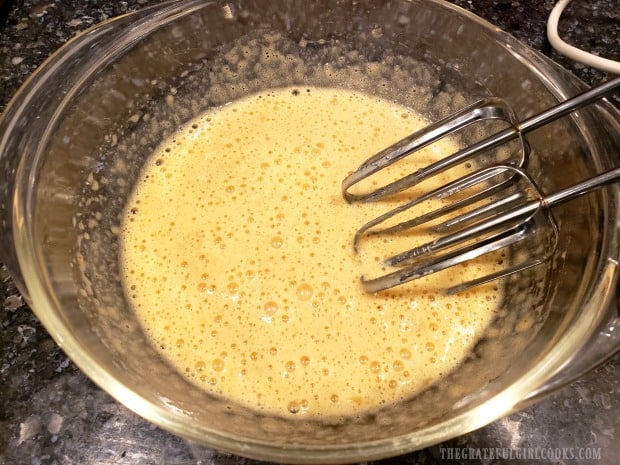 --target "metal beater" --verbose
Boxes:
[343,77,620,294]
